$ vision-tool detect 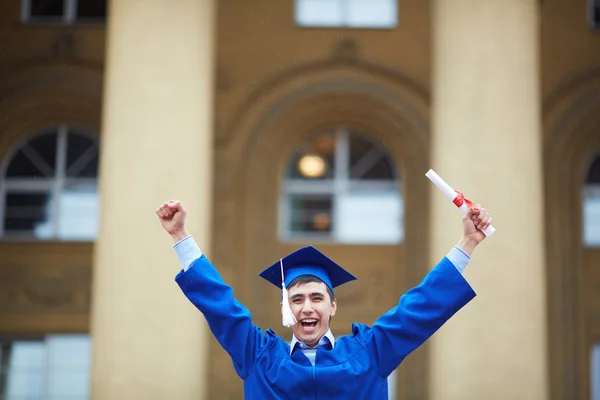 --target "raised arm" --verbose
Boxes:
[361,206,492,377]
[156,200,270,378]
